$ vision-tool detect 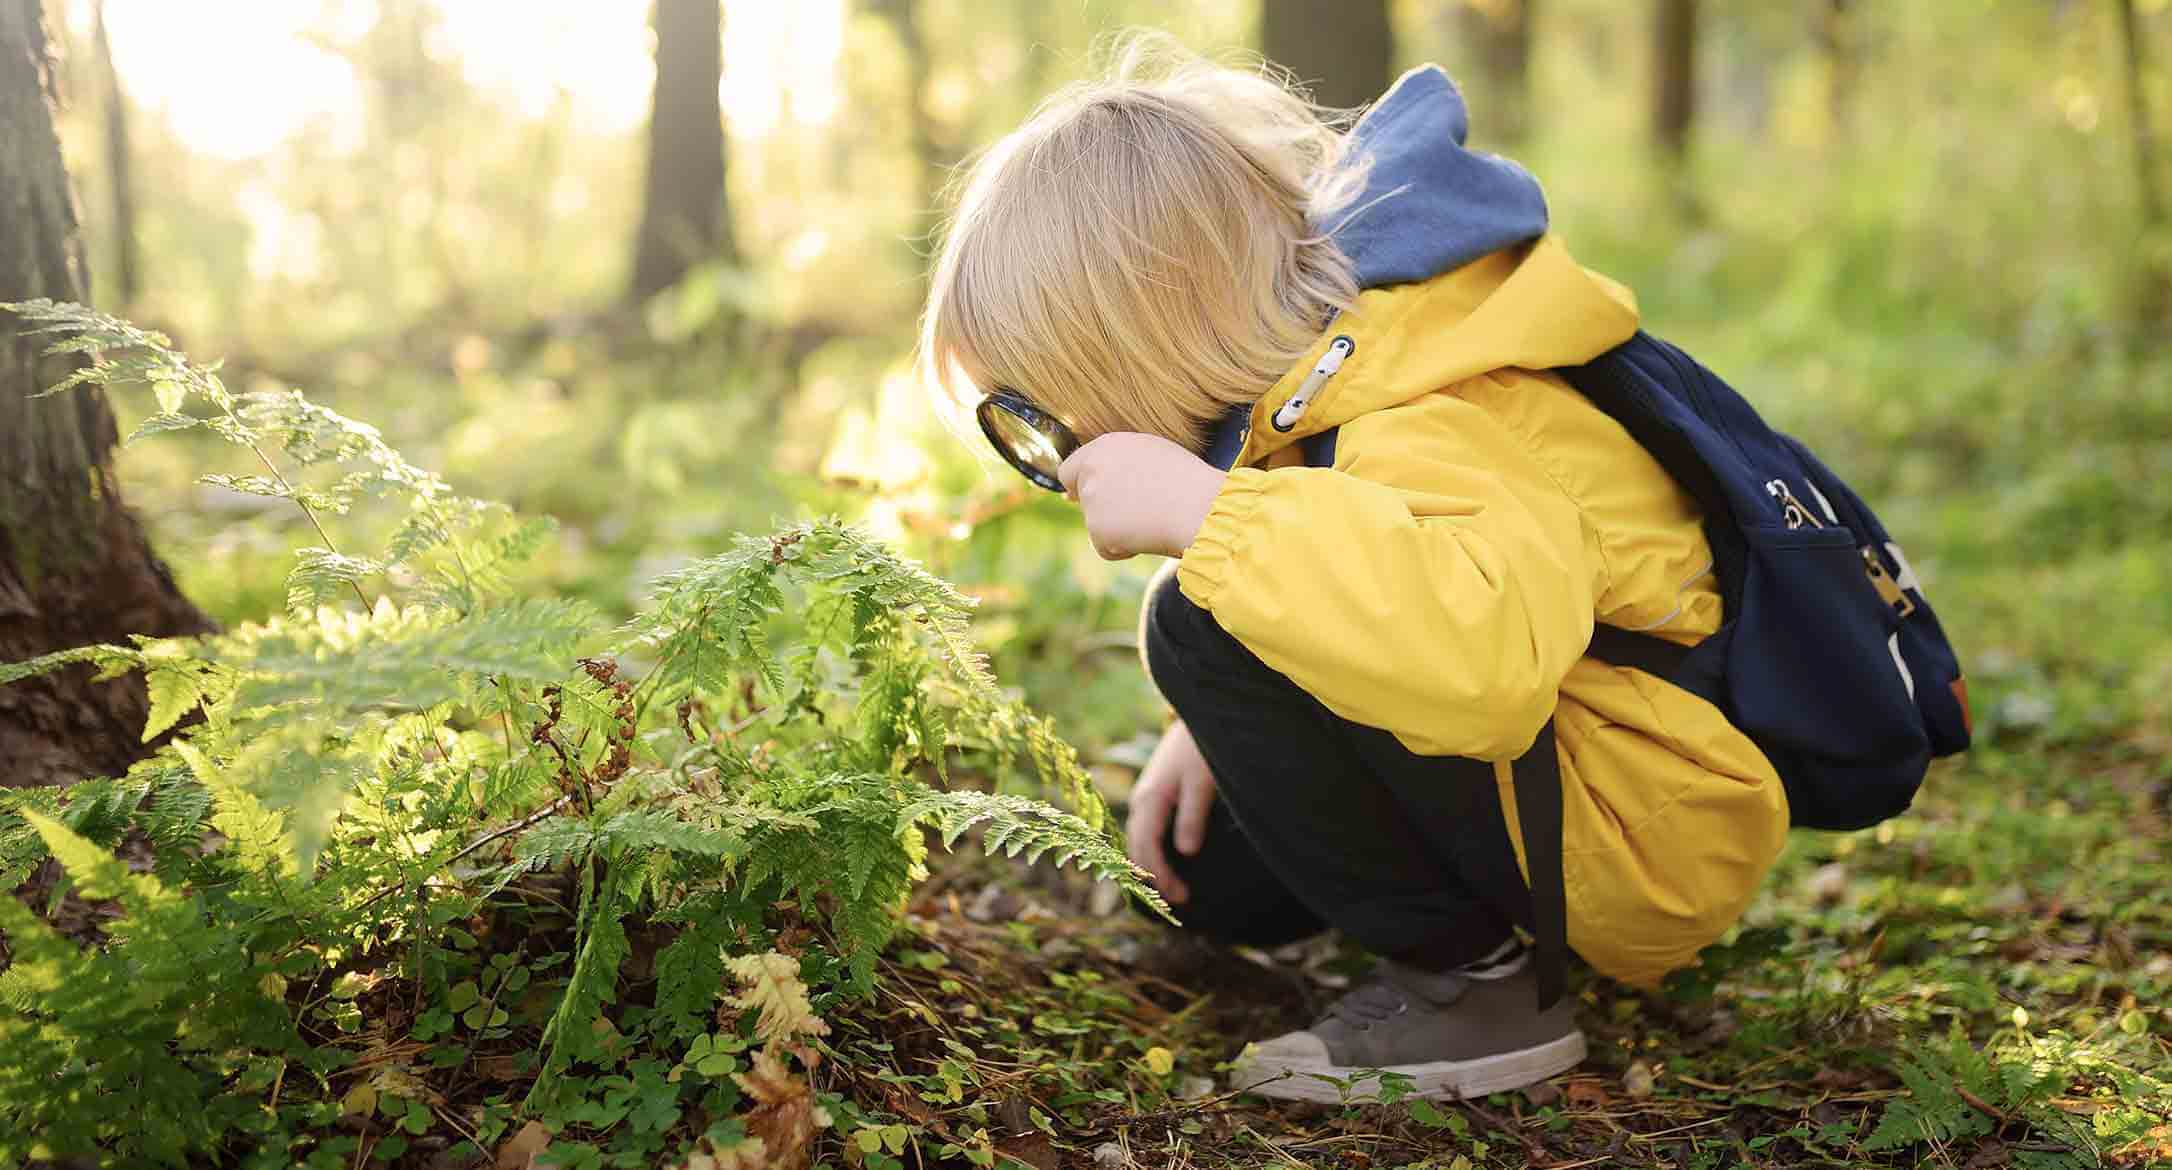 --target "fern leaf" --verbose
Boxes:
[529,865,633,1106]
[0,644,143,686]
[898,790,1167,919]
[284,548,384,613]
[141,664,206,741]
